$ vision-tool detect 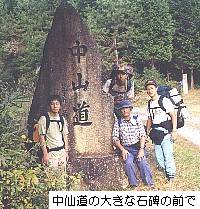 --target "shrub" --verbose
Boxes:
[134,67,177,93]
[0,87,81,209]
